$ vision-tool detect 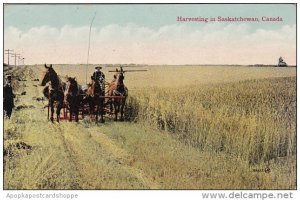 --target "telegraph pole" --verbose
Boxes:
[11,53,20,67]
[4,49,14,65]
[17,56,21,65]
[18,56,25,66]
